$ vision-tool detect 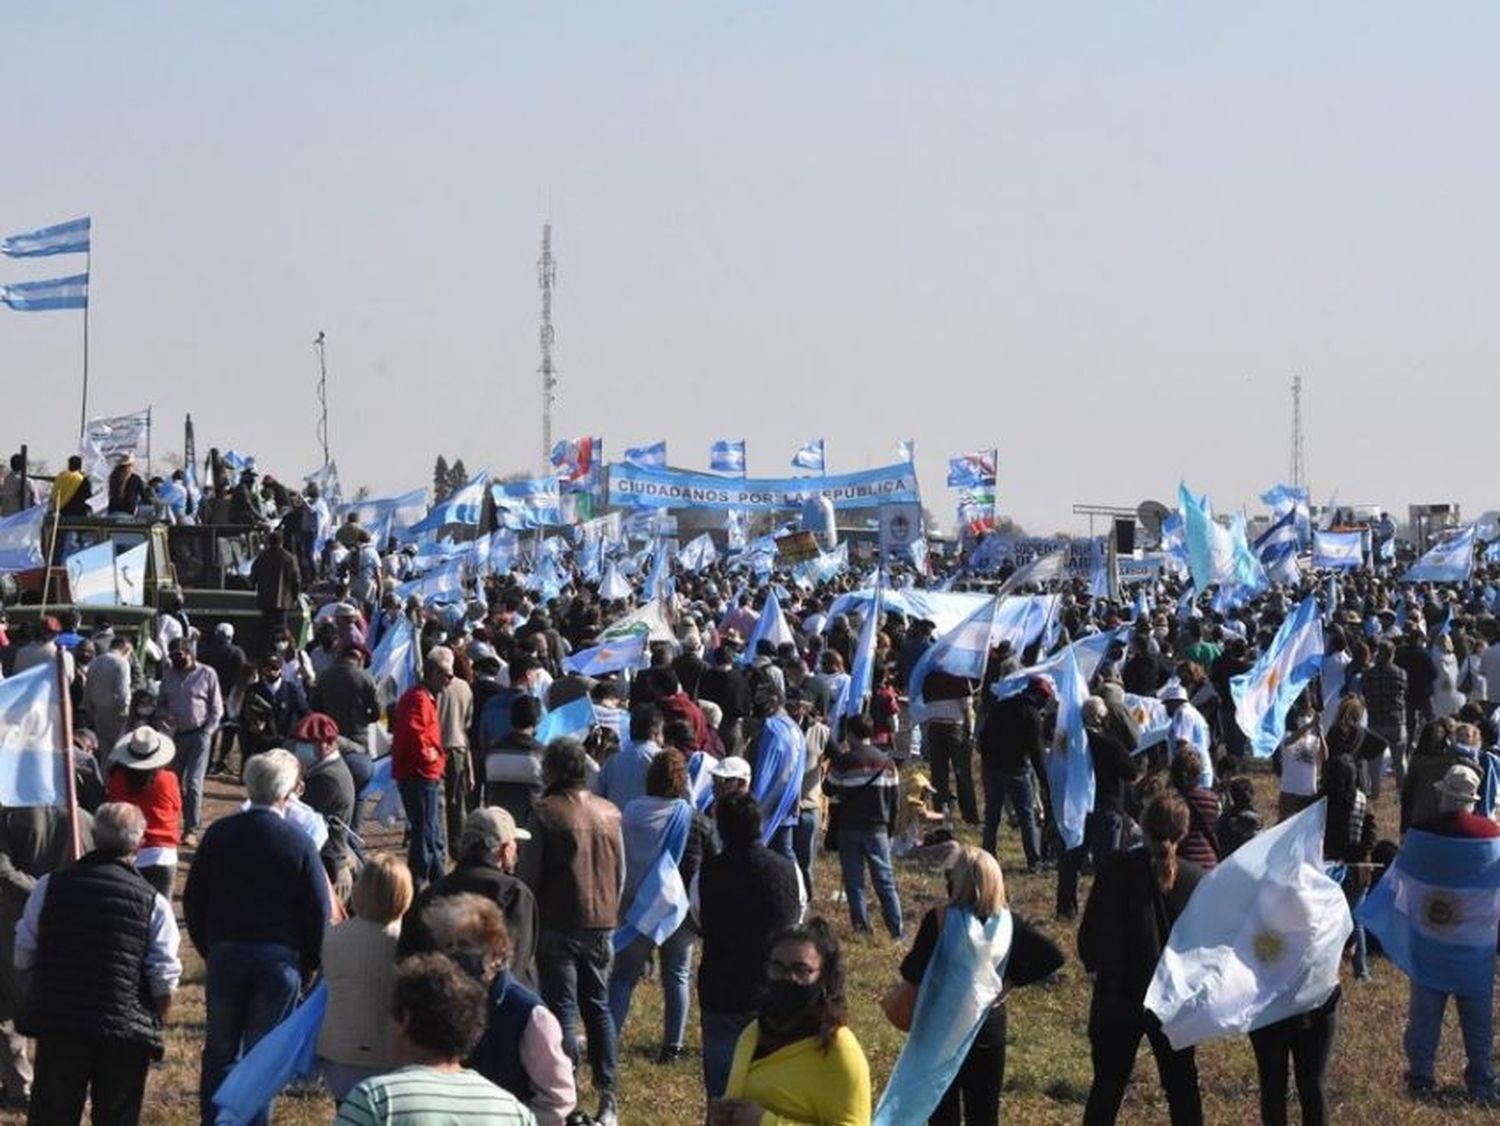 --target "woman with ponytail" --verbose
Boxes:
[1078,790,1206,1126]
